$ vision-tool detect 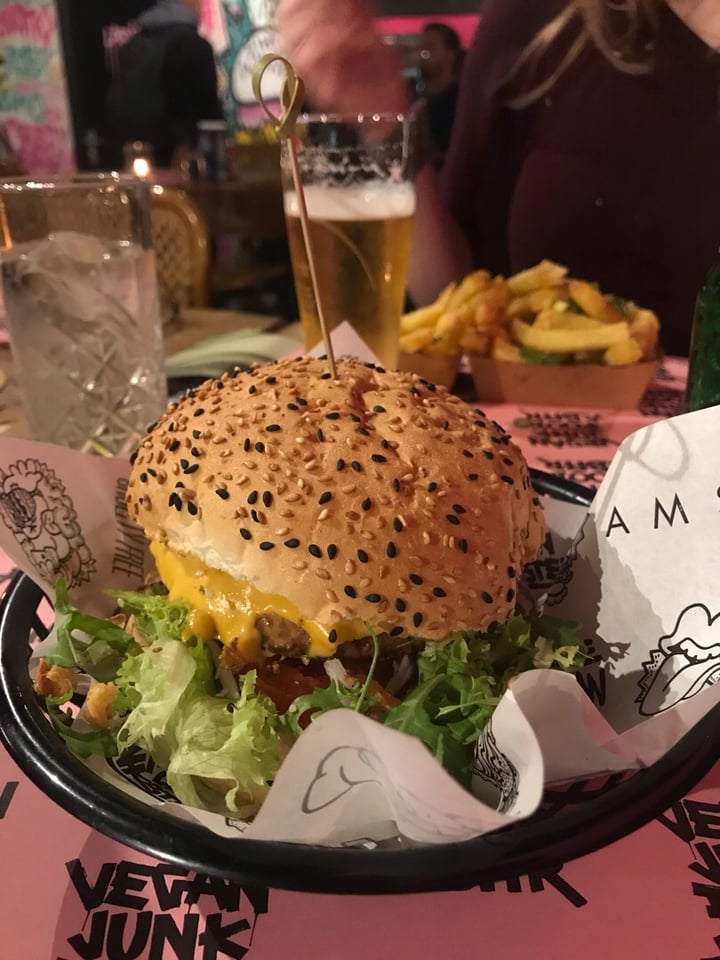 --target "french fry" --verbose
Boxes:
[506,260,568,296]
[459,328,491,354]
[399,327,436,353]
[628,308,660,360]
[567,279,625,324]
[533,310,604,332]
[446,270,491,309]
[507,285,568,318]
[512,317,630,353]
[400,303,443,335]
[604,338,643,366]
[491,333,523,363]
